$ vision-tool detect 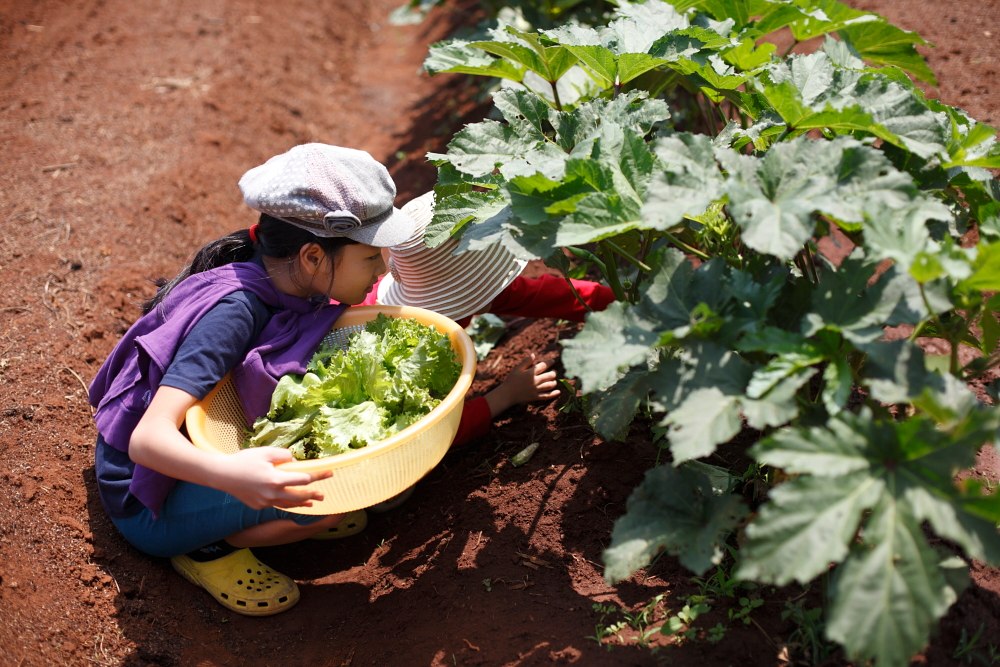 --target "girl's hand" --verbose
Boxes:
[484,354,560,419]
[129,386,332,511]
[218,447,333,510]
